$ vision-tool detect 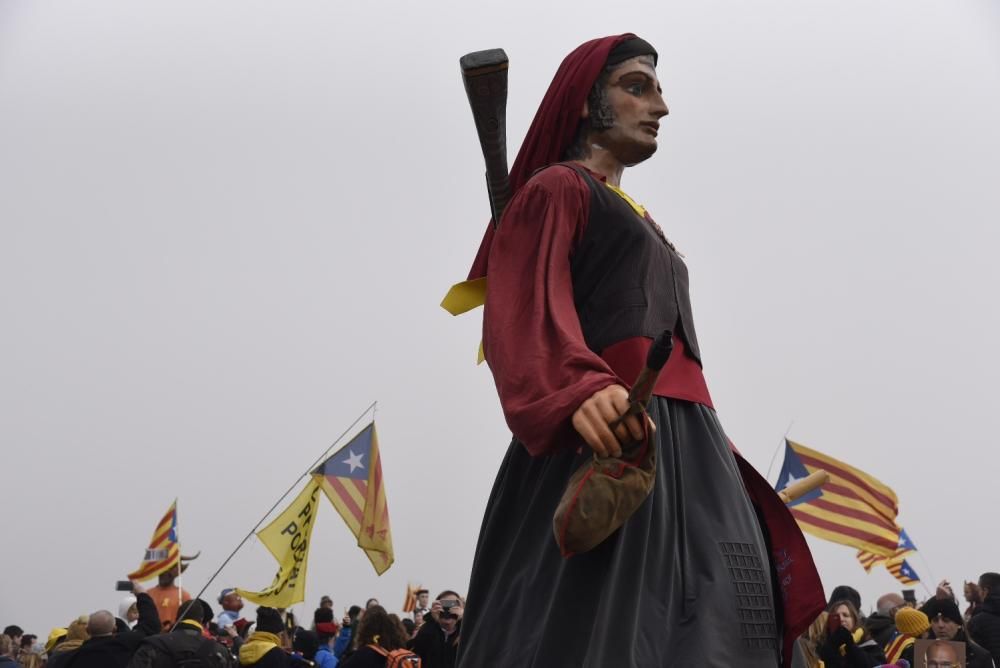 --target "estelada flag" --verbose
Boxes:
[776,440,900,556]
[312,422,394,574]
[237,479,321,608]
[856,528,917,572]
[856,528,921,583]
[128,500,180,581]
[885,554,920,585]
